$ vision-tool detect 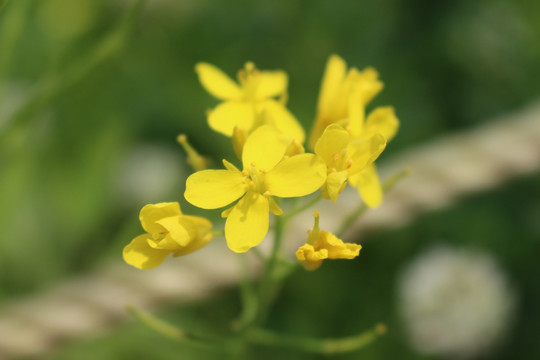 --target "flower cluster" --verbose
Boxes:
[124,54,399,269]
